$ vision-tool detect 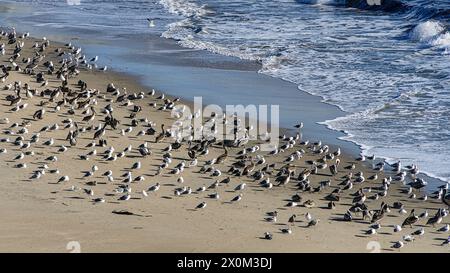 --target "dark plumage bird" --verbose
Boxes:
[325,193,340,202]
[288,214,297,225]
[442,189,450,207]
[154,124,165,143]
[196,202,207,209]
[426,209,443,227]
[371,203,388,223]
[33,108,45,120]
[93,123,107,139]
[408,178,427,190]
[402,209,419,228]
